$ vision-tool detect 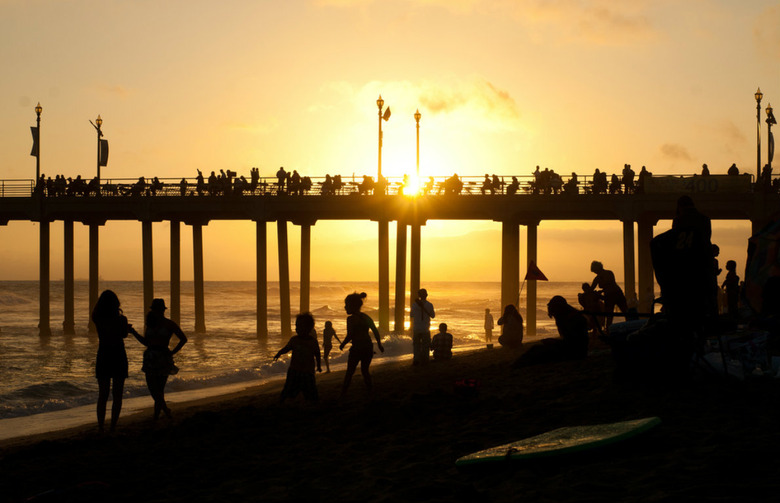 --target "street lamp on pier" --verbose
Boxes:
[767,103,776,171]
[33,102,42,180]
[756,87,763,180]
[377,95,391,180]
[414,109,421,180]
